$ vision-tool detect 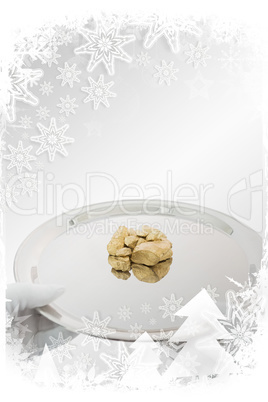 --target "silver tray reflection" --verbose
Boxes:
[14,200,262,341]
